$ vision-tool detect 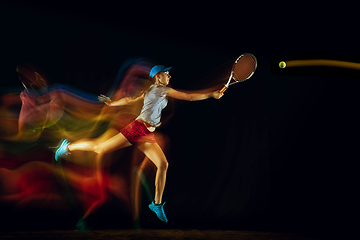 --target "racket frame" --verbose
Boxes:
[220,53,257,93]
